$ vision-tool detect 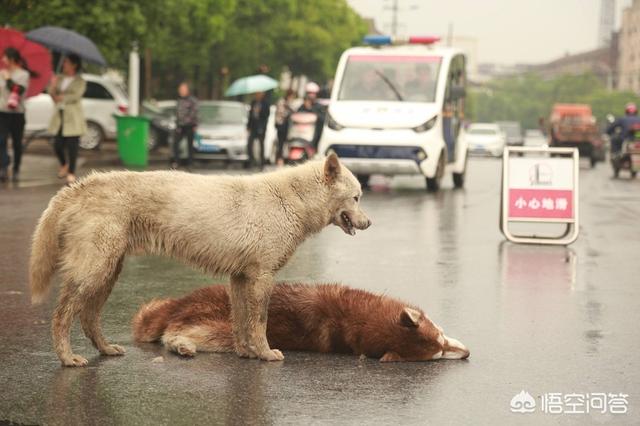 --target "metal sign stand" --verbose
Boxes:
[500,146,579,245]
